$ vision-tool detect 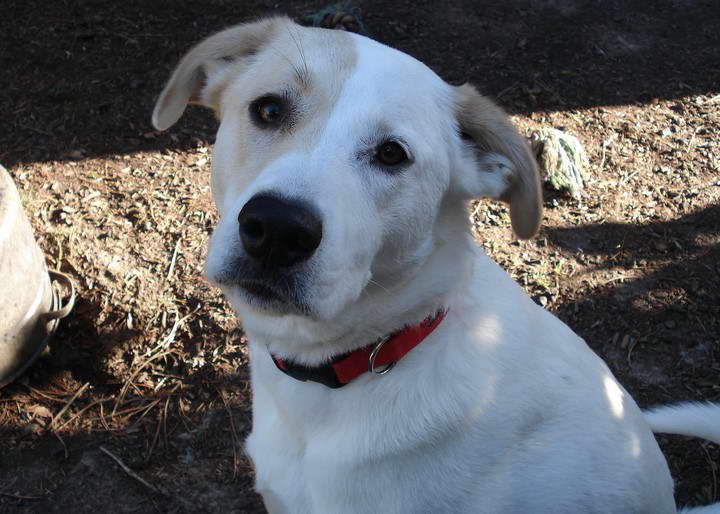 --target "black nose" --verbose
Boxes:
[238,194,323,268]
